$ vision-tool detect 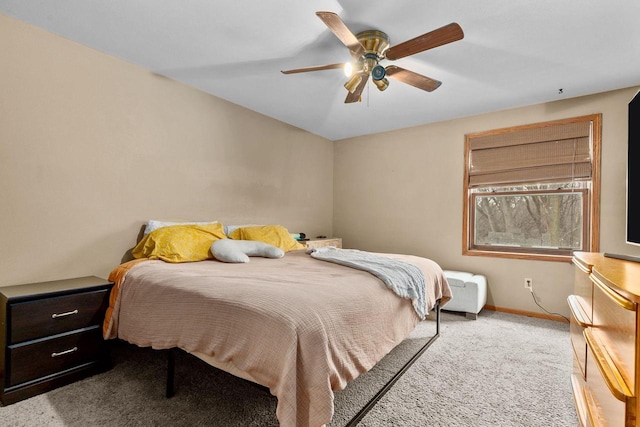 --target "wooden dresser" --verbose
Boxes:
[569,252,640,426]
[0,276,113,405]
